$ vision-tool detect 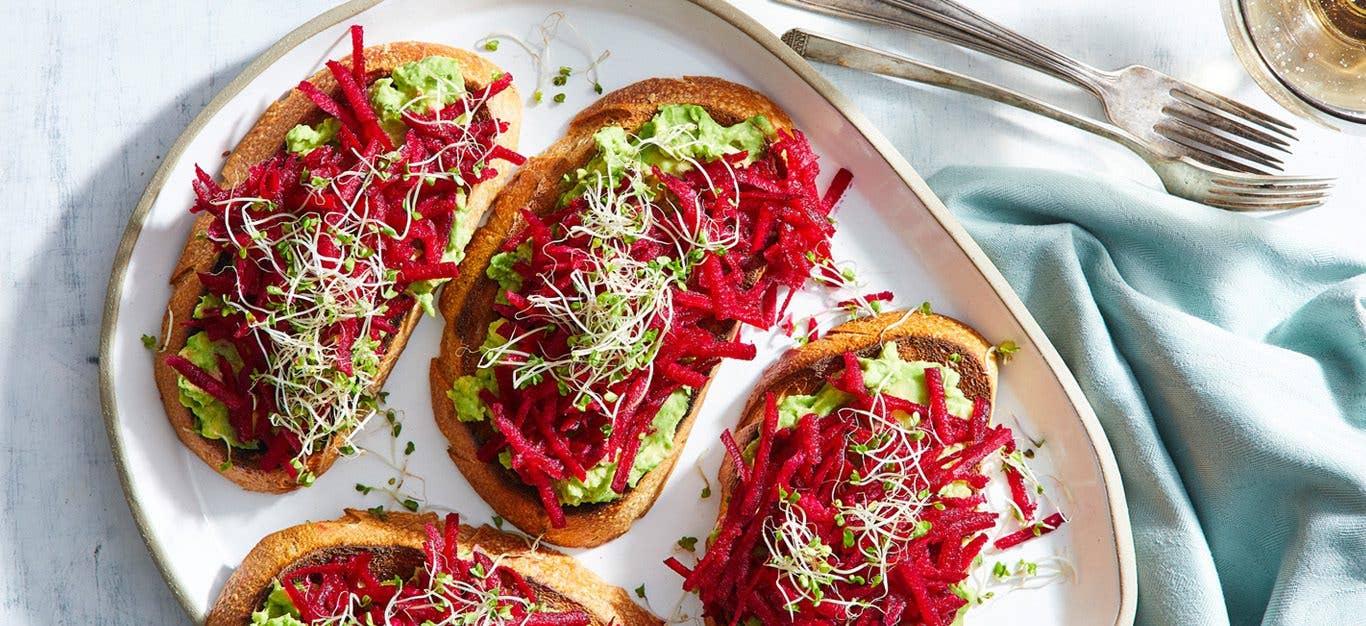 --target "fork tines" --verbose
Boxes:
[1206,175,1333,211]
[1158,86,1299,175]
